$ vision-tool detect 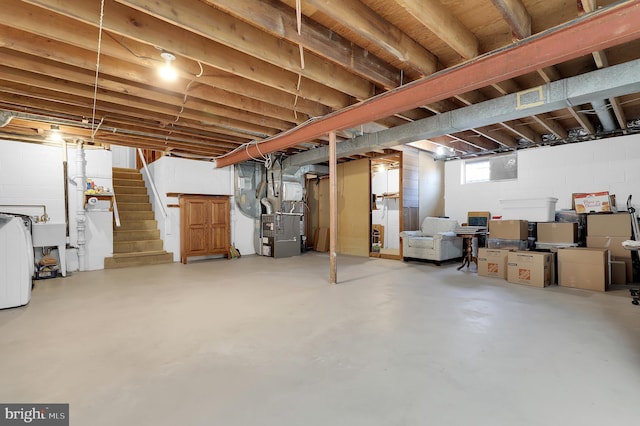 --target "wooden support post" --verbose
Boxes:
[329,130,337,284]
